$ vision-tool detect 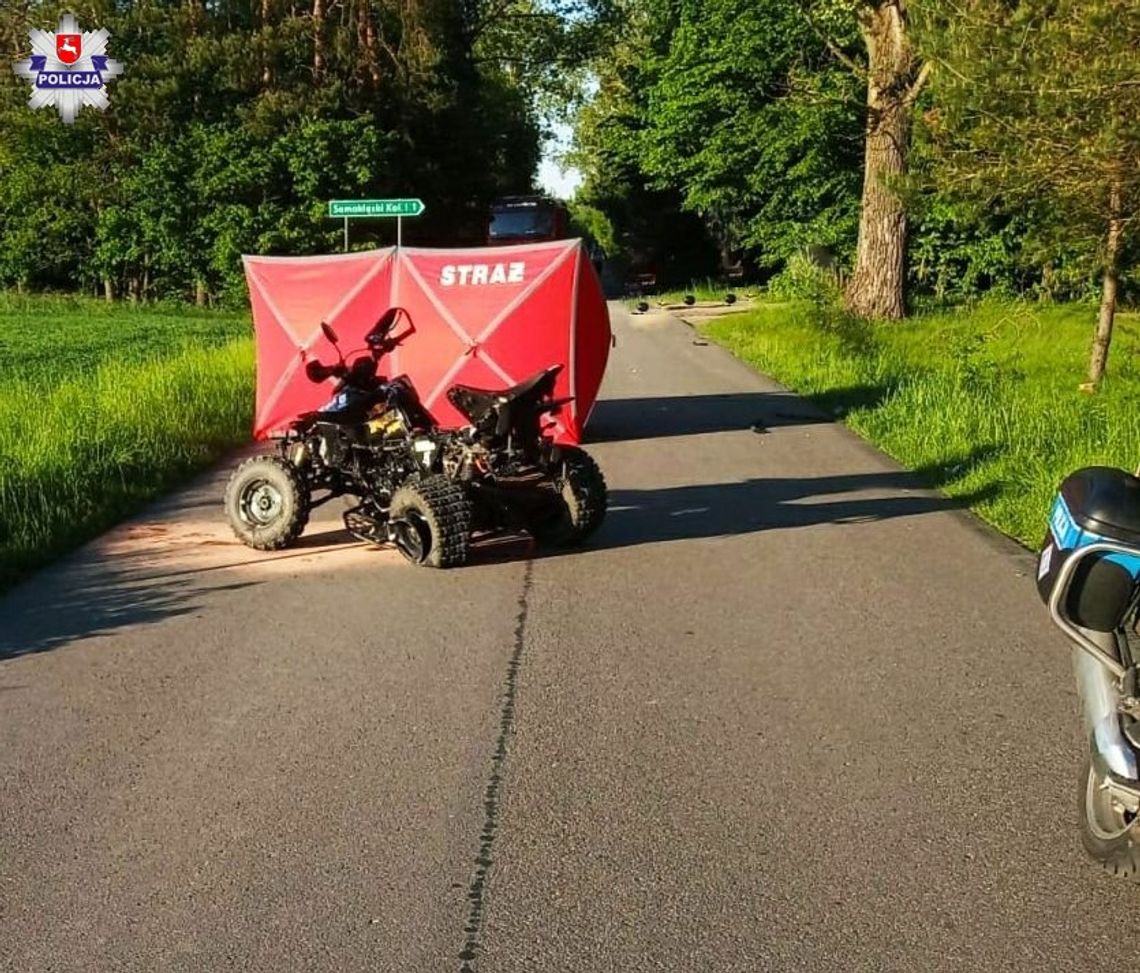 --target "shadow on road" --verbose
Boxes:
[0,562,260,662]
[1,381,1004,657]
[587,388,891,442]
[564,469,999,553]
[0,523,370,661]
[0,523,535,661]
